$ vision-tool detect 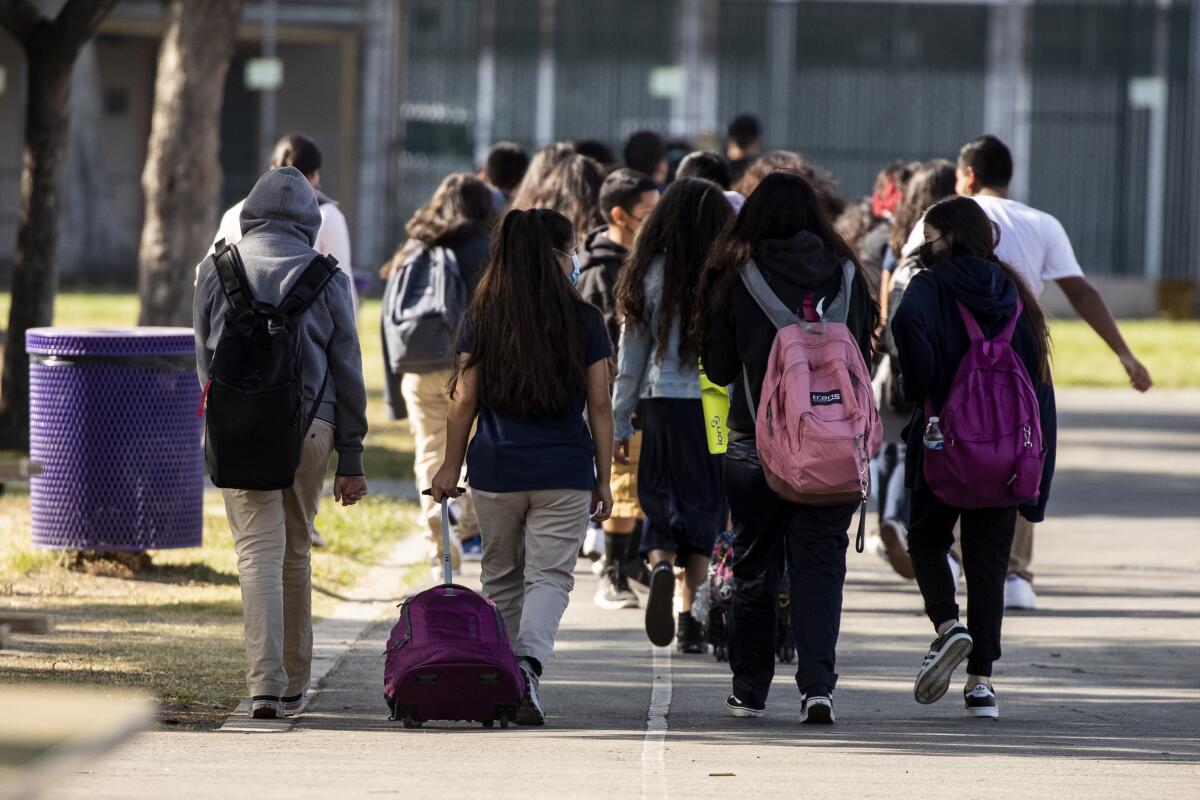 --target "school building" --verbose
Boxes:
[1,0,1197,316]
